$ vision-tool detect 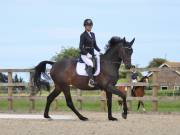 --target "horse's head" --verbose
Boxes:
[105,36,135,69]
[119,37,135,69]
